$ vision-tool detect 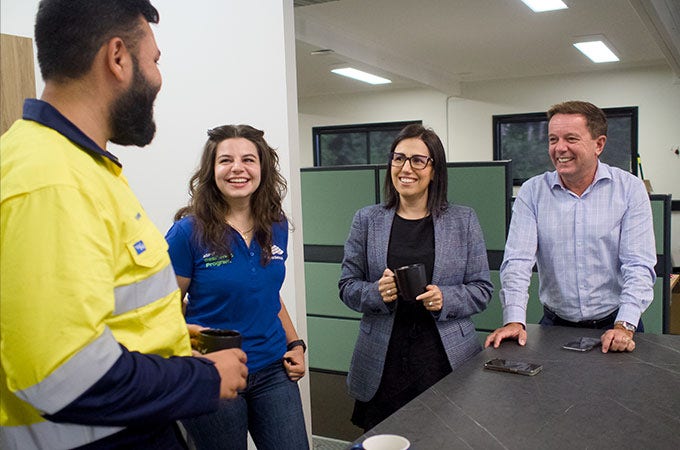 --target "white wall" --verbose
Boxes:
[450,66,680,267]
[298,65,680,266]
[1,0,311,445]
[450,65,680,197]
[298,88,449,167]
